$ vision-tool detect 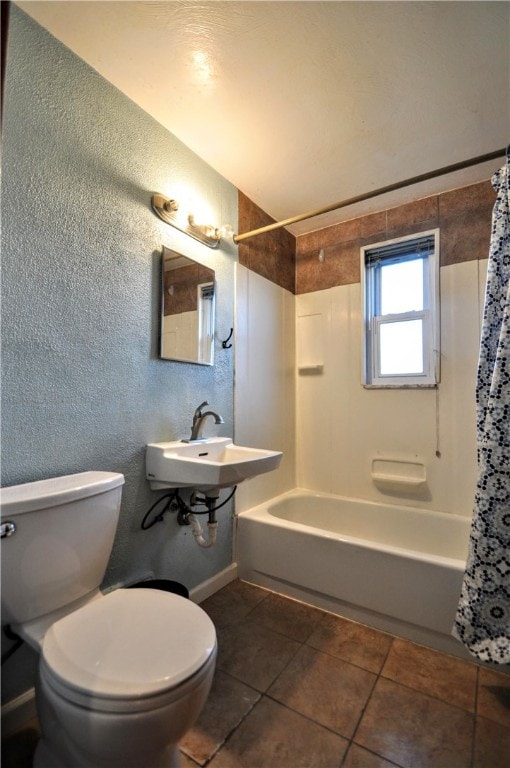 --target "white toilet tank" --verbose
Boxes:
[1,471,124,627]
